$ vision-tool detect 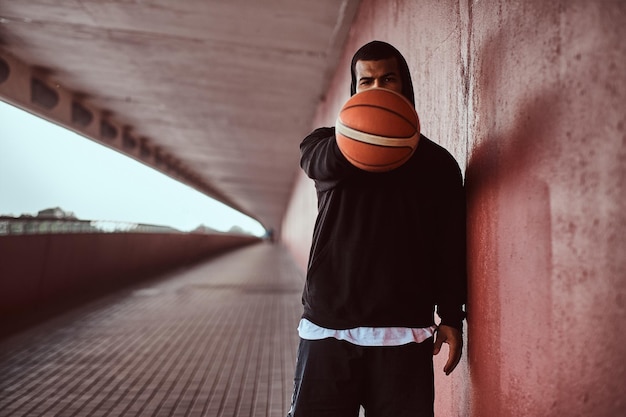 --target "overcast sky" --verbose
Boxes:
[0,100,265,236]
